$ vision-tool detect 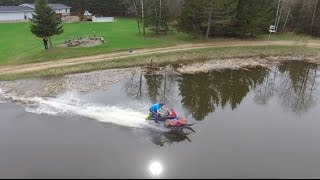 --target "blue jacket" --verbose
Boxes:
[150,103,161,112]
